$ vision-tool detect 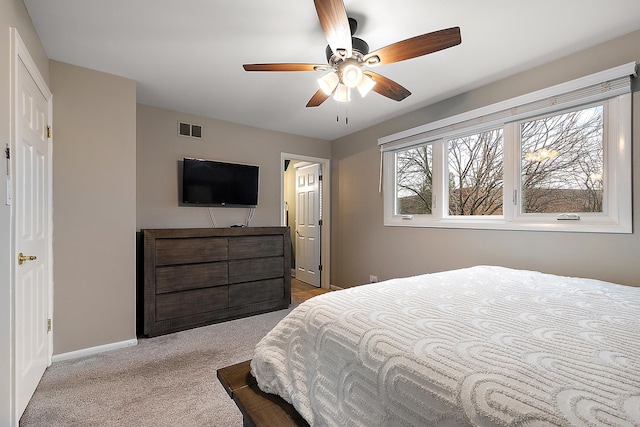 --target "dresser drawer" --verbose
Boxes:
[228,235,283,260]
[229,278,284,307]
[155,286,229,321]
[156,237,228,265]
[229,257,284,283]
[156,262,228,293]
[142,227,290,337]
